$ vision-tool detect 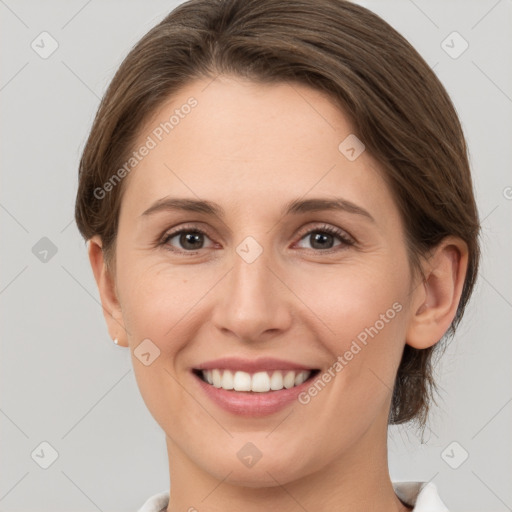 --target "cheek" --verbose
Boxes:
[119,264,200,426]
[117,258,213,343]
[293,257,409,345]
[292,258,410,409]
